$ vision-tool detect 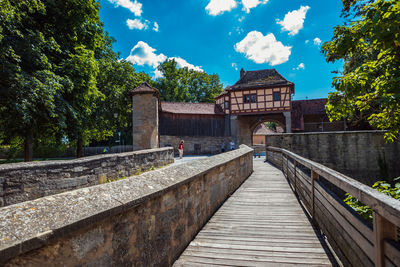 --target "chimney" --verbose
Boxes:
[240,68,245,79]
